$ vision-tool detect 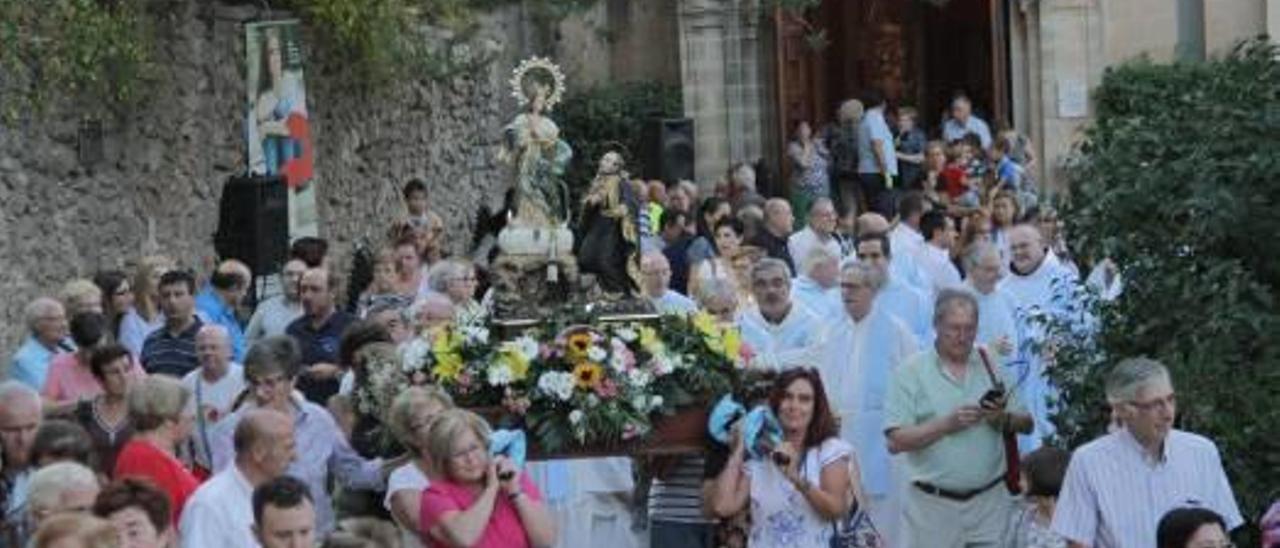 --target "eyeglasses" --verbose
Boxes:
[1128,393,1176,413]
